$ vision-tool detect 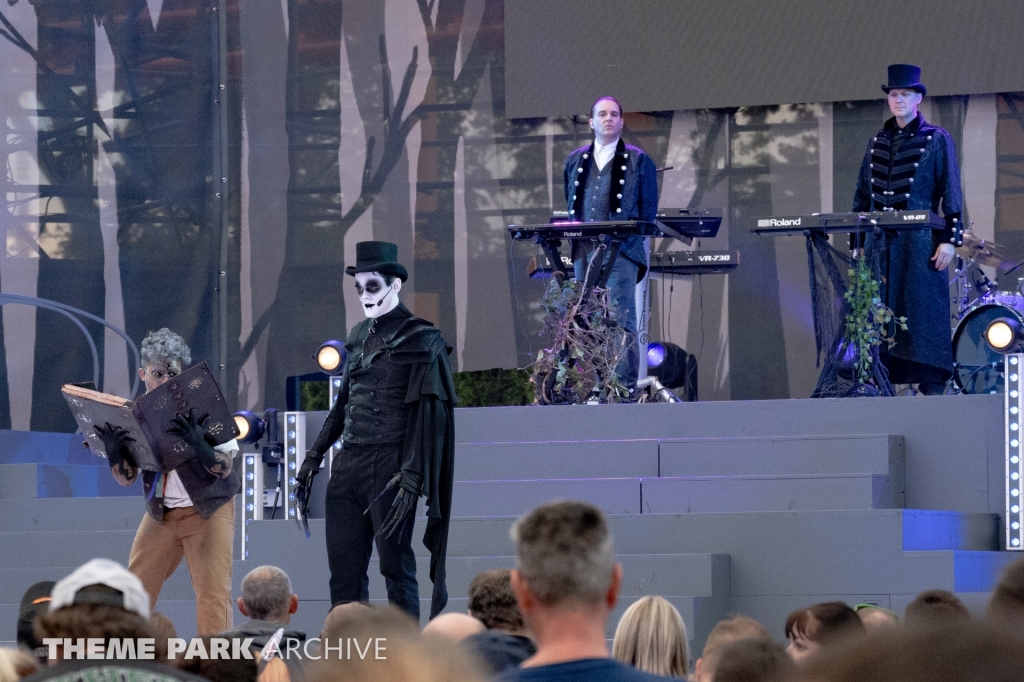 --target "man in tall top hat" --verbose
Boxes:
[297,241,456,620]
[852,64,964,394]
